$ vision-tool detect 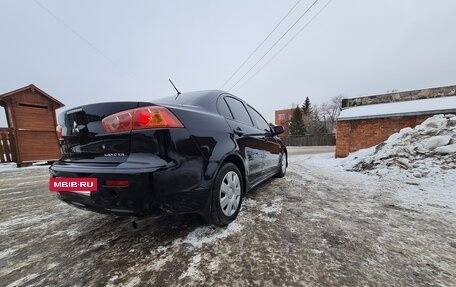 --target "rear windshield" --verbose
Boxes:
[154,91,220,108]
